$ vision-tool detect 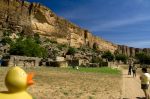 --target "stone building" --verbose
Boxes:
[49,56,68,67]
[2,55,42,67]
